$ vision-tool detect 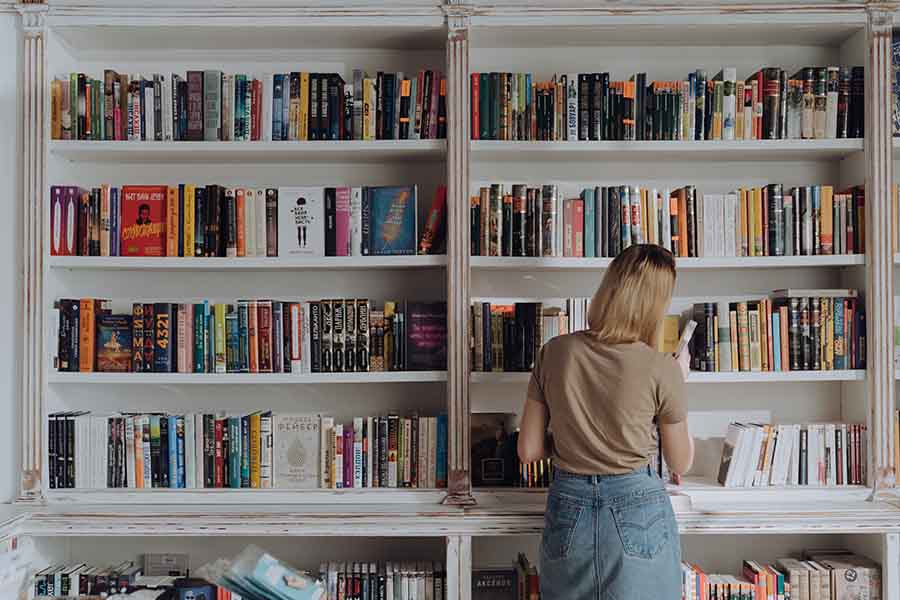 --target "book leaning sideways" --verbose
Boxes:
[214,545,326,600]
